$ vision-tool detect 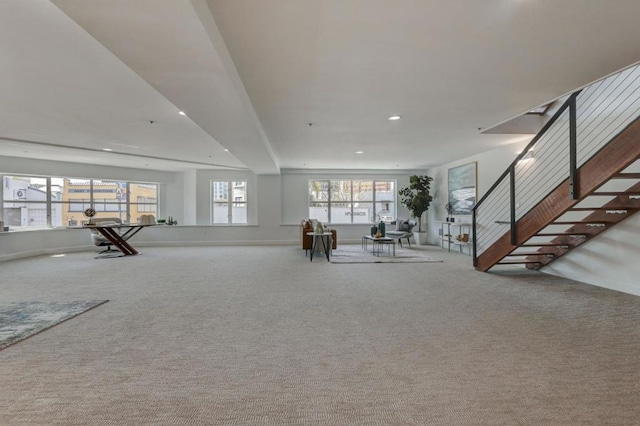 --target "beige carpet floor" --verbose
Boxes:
[0,244,639,425]
[330,244,443,263]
